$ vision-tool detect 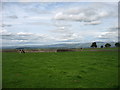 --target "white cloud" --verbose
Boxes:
[53,6,109,23]
[98,32,118,39]
[97,25,118,42]
[84,21,101,25]
[51,26,70,33]
[1,2,118,46]
[27,22,52,26]
[1,30,56,46]
[53,20,72,27]
[17,32,33,35]
[52,32,83,42]
[26,16,51,20]
[98,11,108,17]
[0,29,11,35]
